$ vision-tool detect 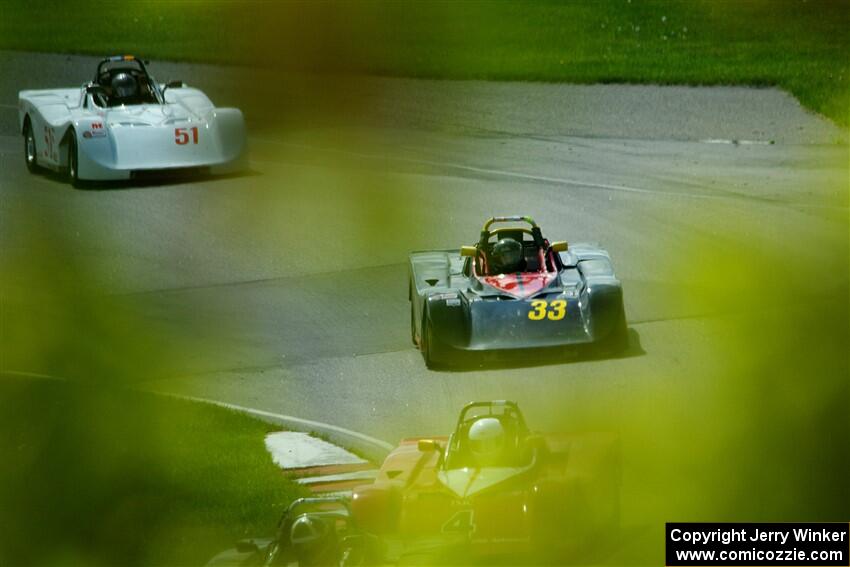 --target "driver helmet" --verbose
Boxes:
[111,72,138,99]
[490,238,523,274]
[468,417,505,460]
[290,515,334,566]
